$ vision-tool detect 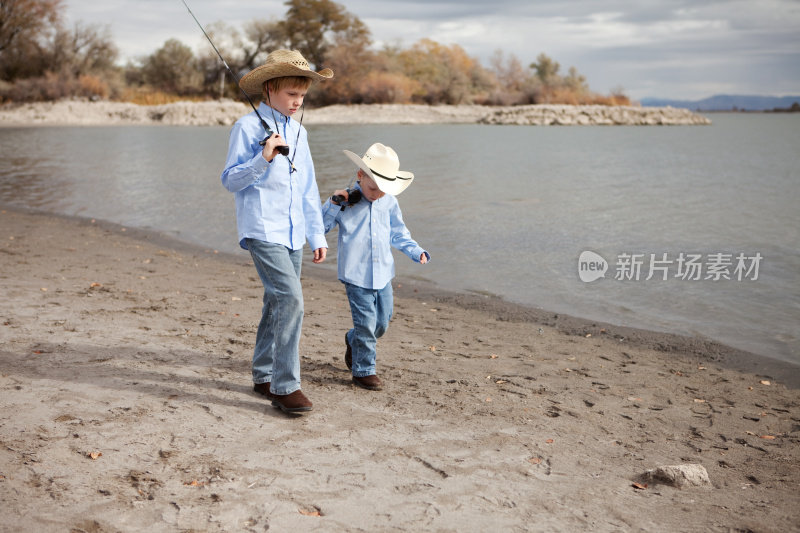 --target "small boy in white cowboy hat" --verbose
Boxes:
[322,143,430,391]
[221,49,333,415]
